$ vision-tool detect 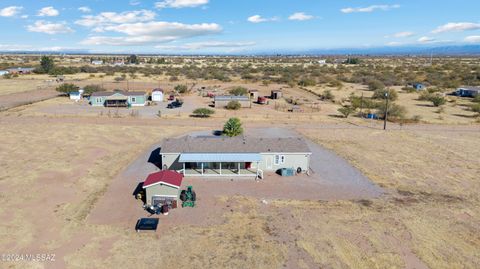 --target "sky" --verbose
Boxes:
[0,0,480,54]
